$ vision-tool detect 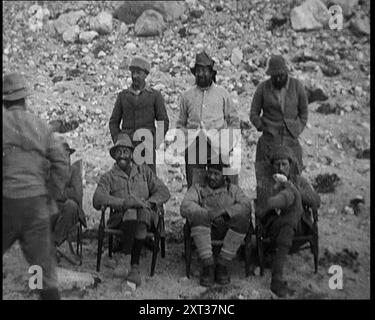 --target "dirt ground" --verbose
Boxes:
[2,0,370,300]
